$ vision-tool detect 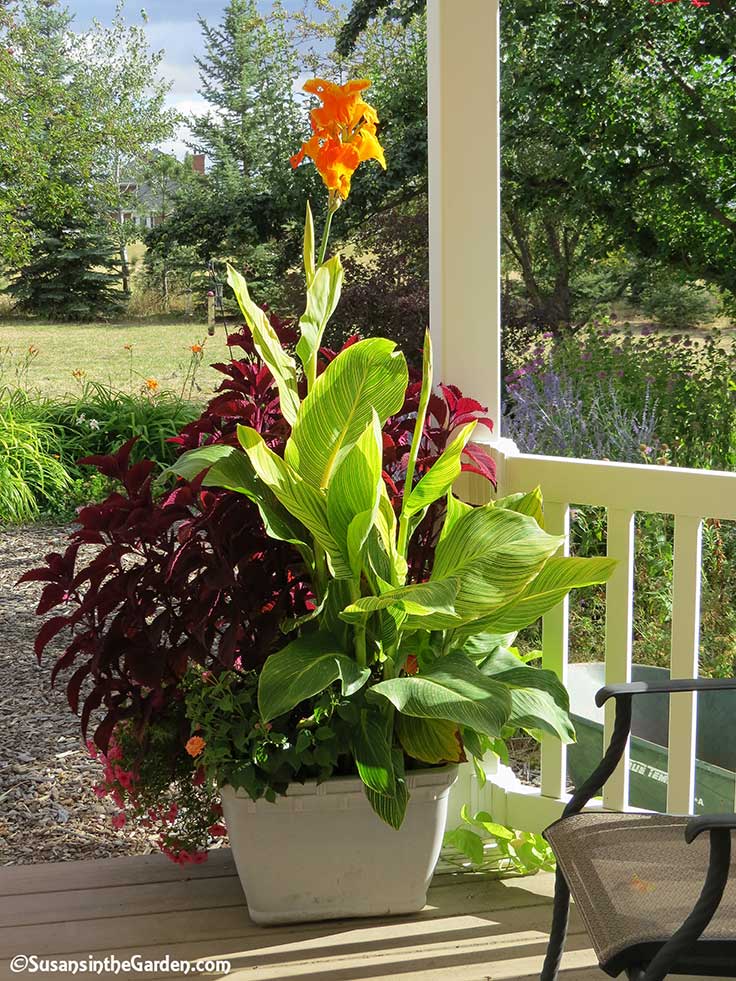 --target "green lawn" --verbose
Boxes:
[0,319,235,399]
